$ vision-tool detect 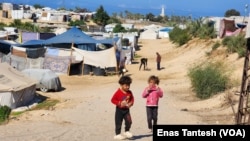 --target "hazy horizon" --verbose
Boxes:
[8,0,250,18]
